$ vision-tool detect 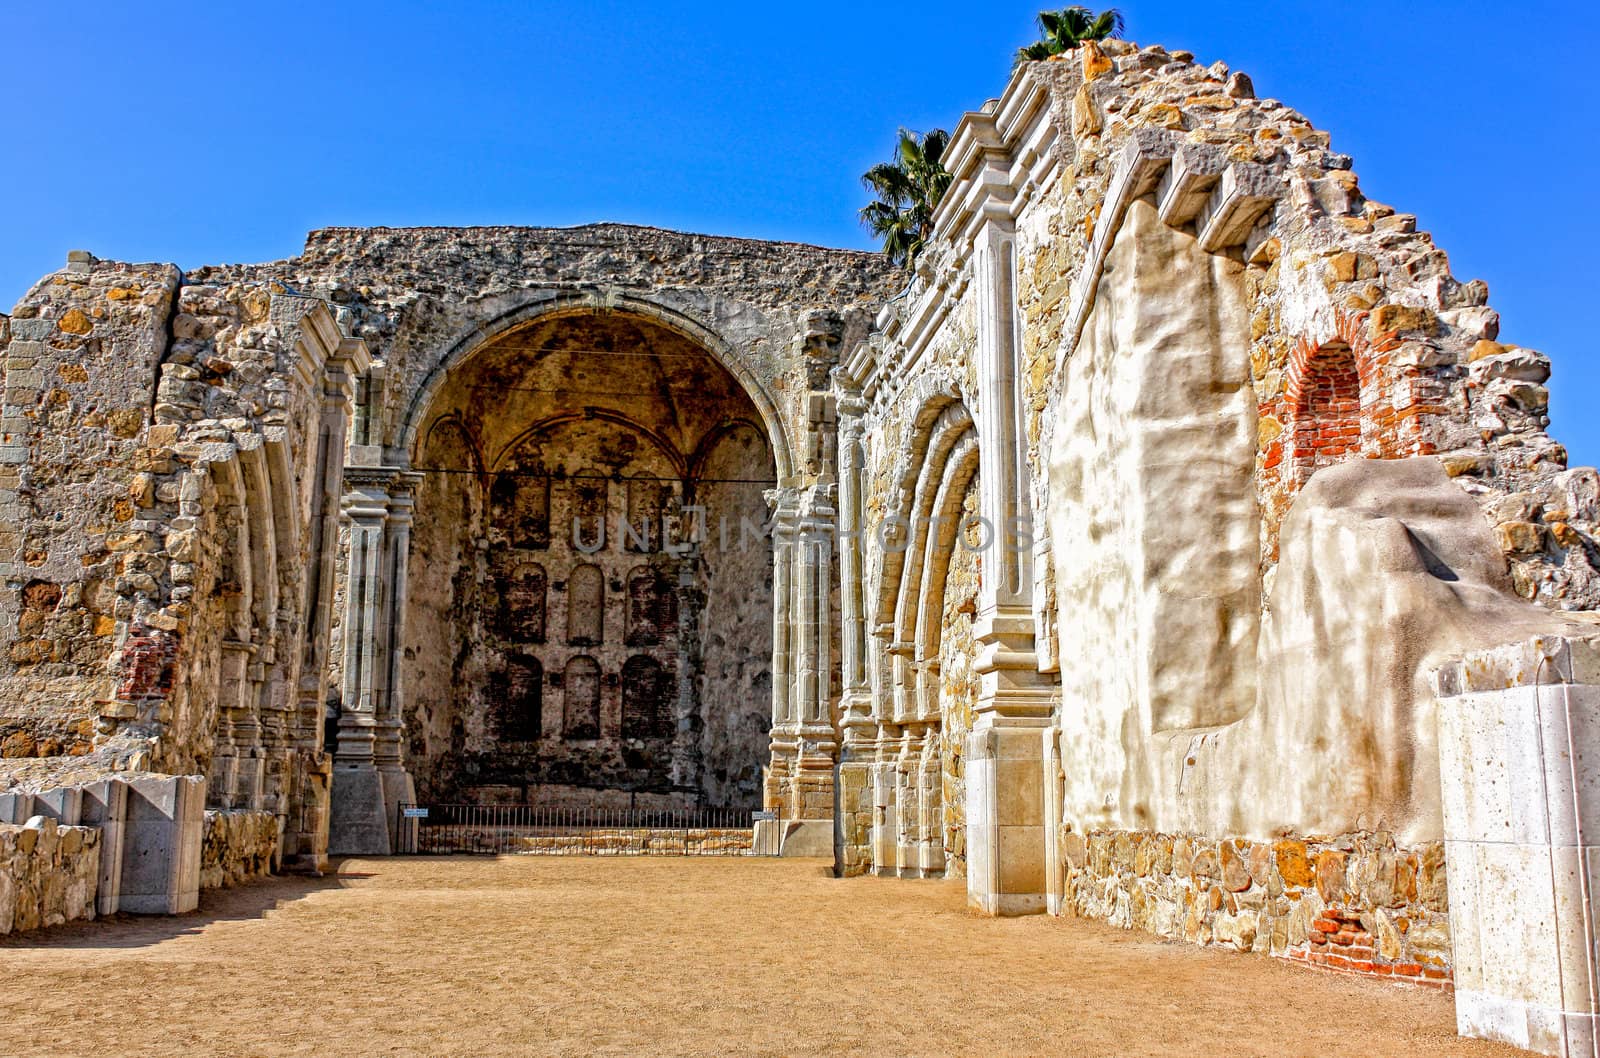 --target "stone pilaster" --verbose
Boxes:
[376,472,423,838]
[967,210,1056,915]
[757,481,840,857]
[833,390,875,873]
[328,458,419,855]
[286,335,368,871]
[789,485,838,824]
[762,488,799,821]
